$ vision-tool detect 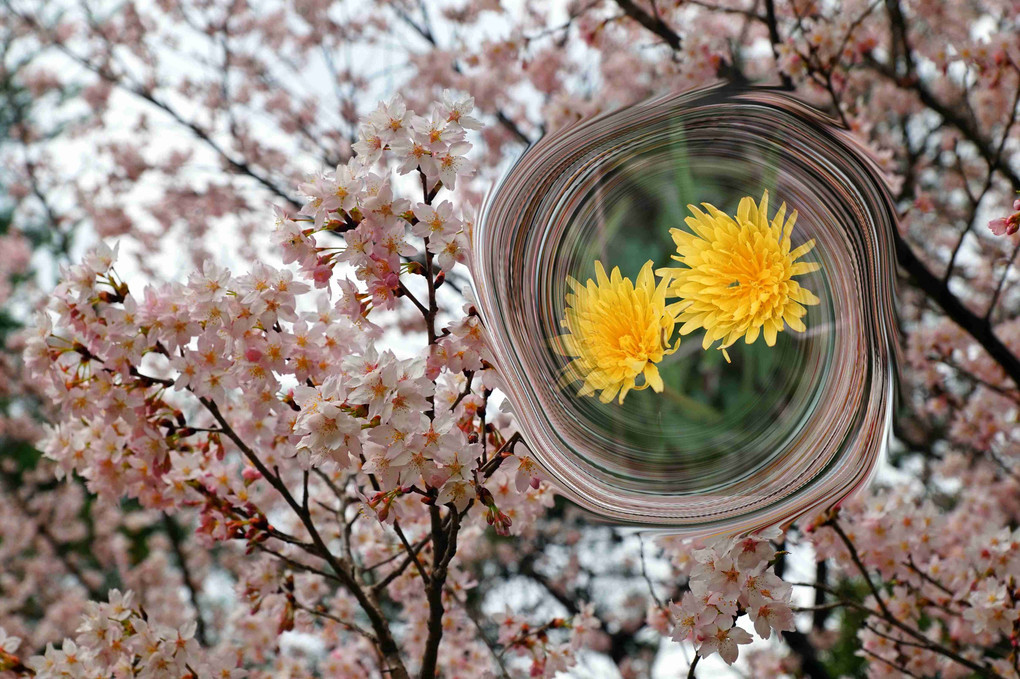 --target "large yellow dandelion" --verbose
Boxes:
[556,260,678,404]
[658,191,820,358]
